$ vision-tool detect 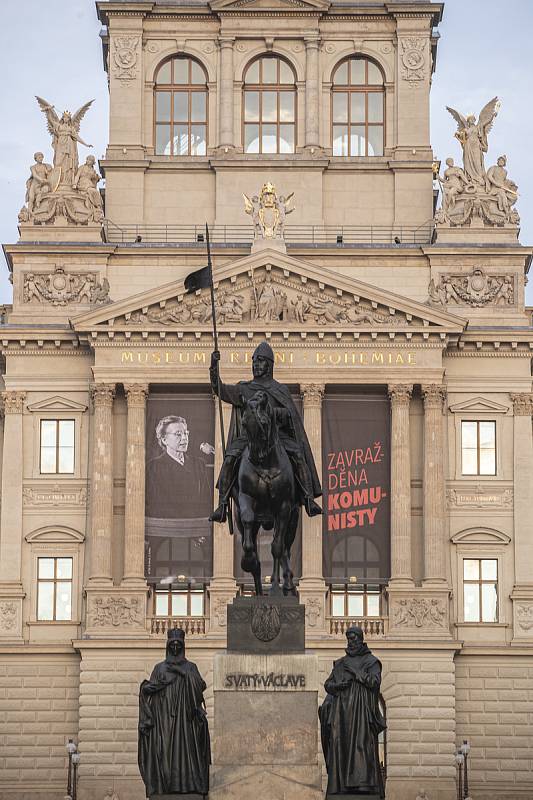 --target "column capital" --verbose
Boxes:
[510,392,533,416]
[1,391,26,414]
[421,383,446,409]
[304,36,321,49]
[218,36,235,48]
[124,383,149,407]
[388,384,413,406]
[90,383,116,408]
[301,383,325,407]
